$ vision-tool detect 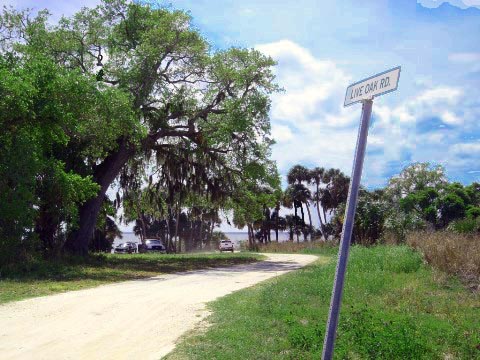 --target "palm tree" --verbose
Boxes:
[286,165,313,240]
[319,168,350,225]
[285,183,312,241]
[287,165,310,185]
[293,183,313,240]
[272,201,282,242]
[285,215,295,241]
